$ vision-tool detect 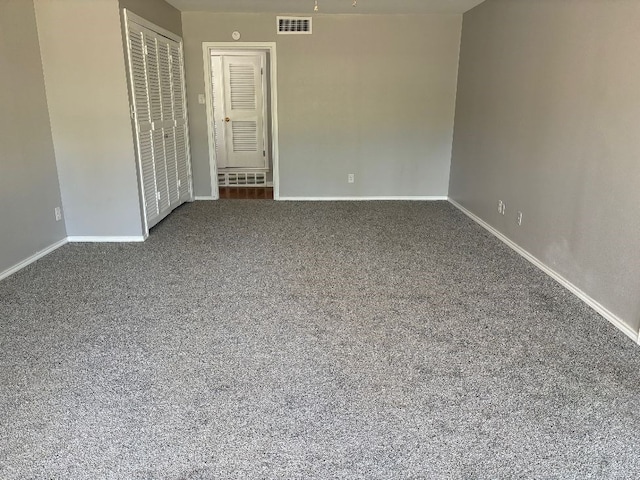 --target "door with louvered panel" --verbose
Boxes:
[157,39,179,209]
[124,12,193,232]
[127,23,160,227]
[212,53,268,170]
[169,42,192,203]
